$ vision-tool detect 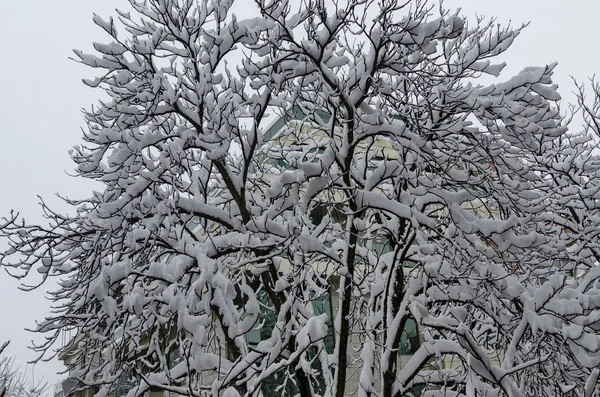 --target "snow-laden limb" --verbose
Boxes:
[4,0,600,397]
[0,342,48,397]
